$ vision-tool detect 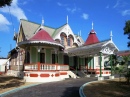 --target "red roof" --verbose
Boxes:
[84,30,99,45]
[29,29,54,42]
[117,52,130,56]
